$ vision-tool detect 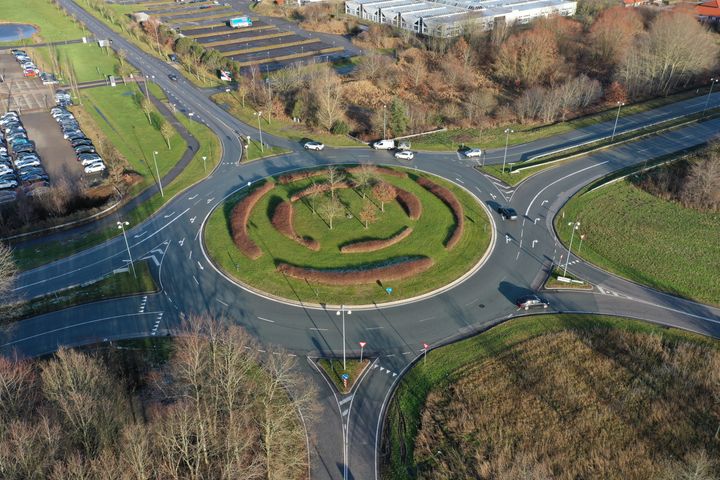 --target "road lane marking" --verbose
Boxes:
[197,261,204,270]
[339,395,354,406]
[525,162,609,216]
[257,316,275,323]
[193,275,199,285]
[309,327,328,331]
[216,299,229,306]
